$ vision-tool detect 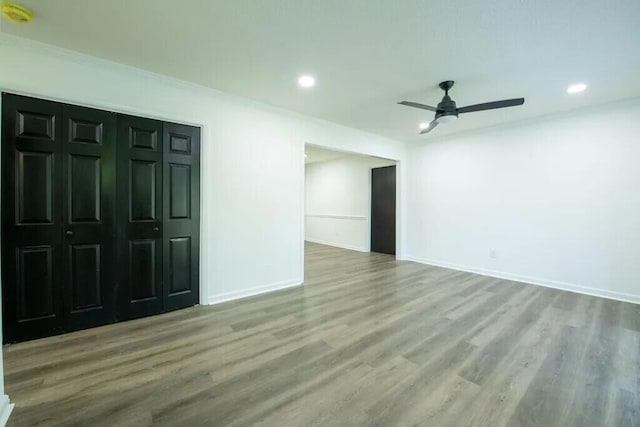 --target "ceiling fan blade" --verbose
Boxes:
[419,120,438,134]
[398,101,438,112]
[457,98,524,114]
